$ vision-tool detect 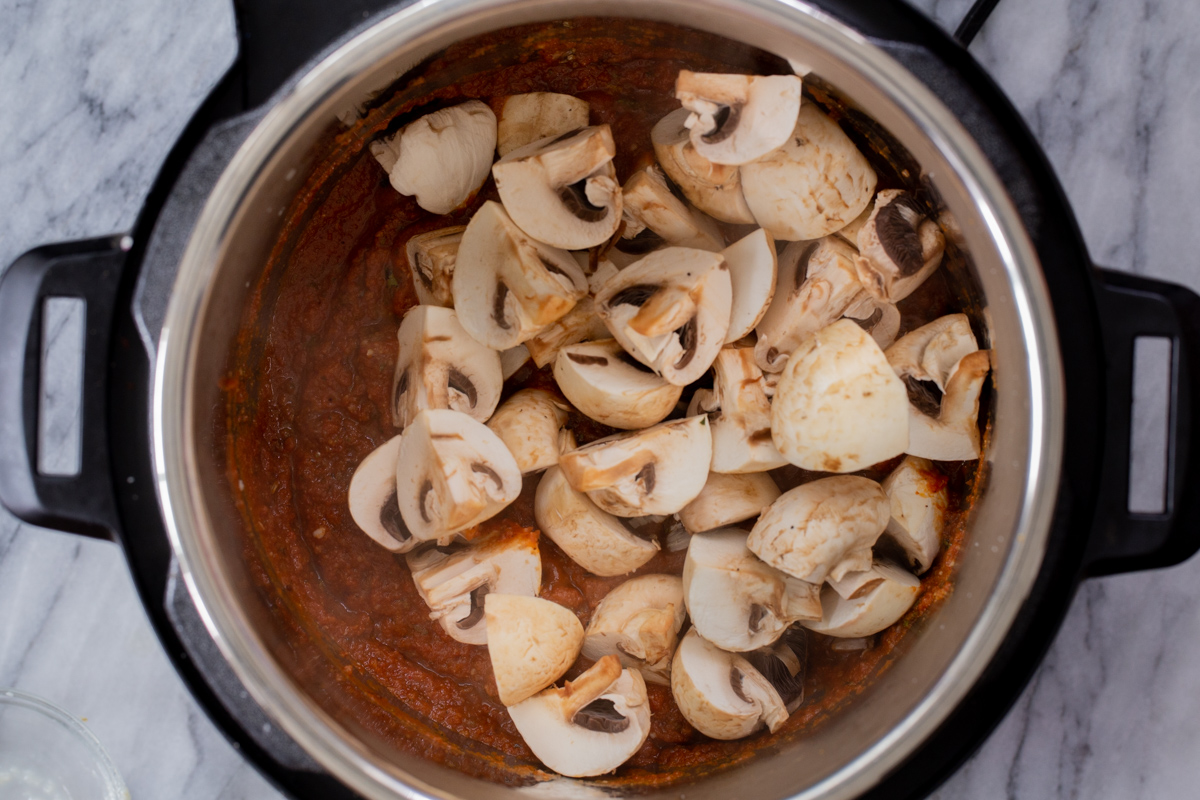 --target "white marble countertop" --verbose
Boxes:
[2,0,1199,797]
